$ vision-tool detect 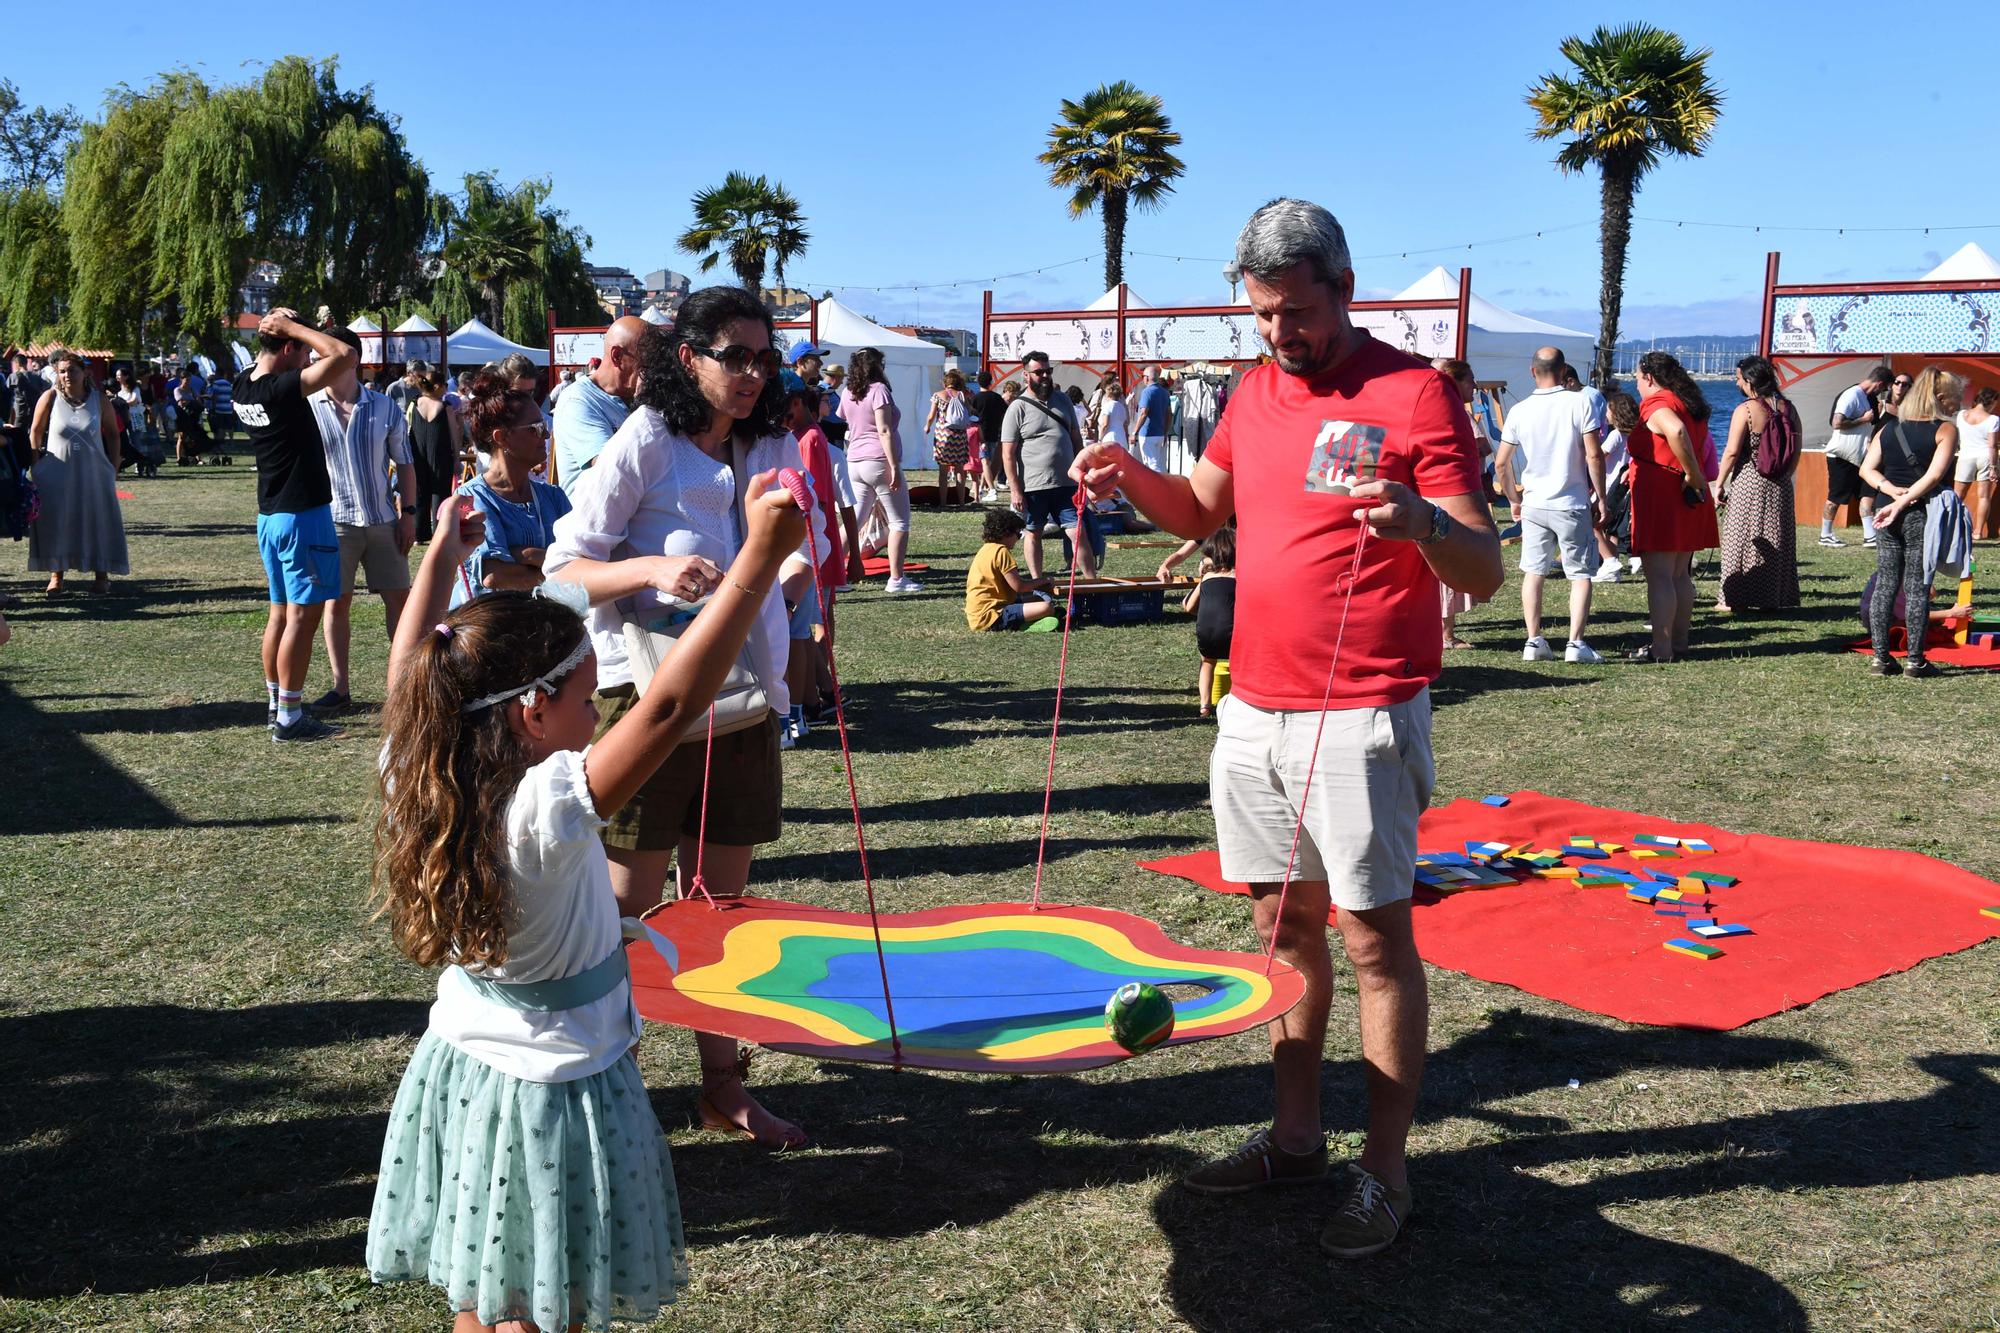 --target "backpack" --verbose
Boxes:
[938,389,969,429]
[1755,395,1801,479]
